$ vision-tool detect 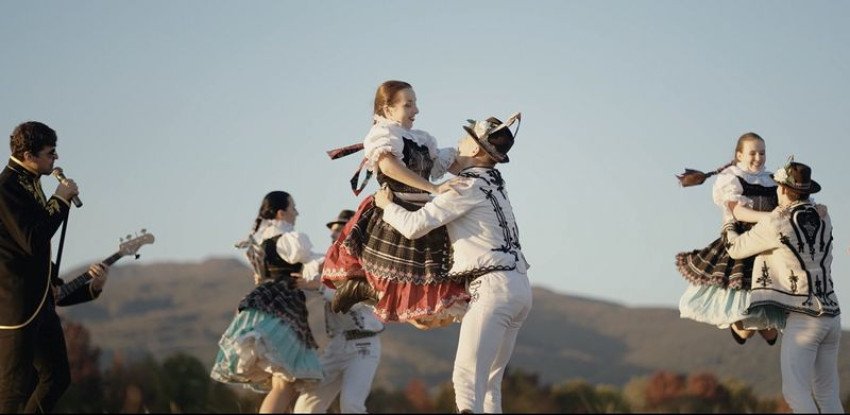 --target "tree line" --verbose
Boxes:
[58,319,847,413]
